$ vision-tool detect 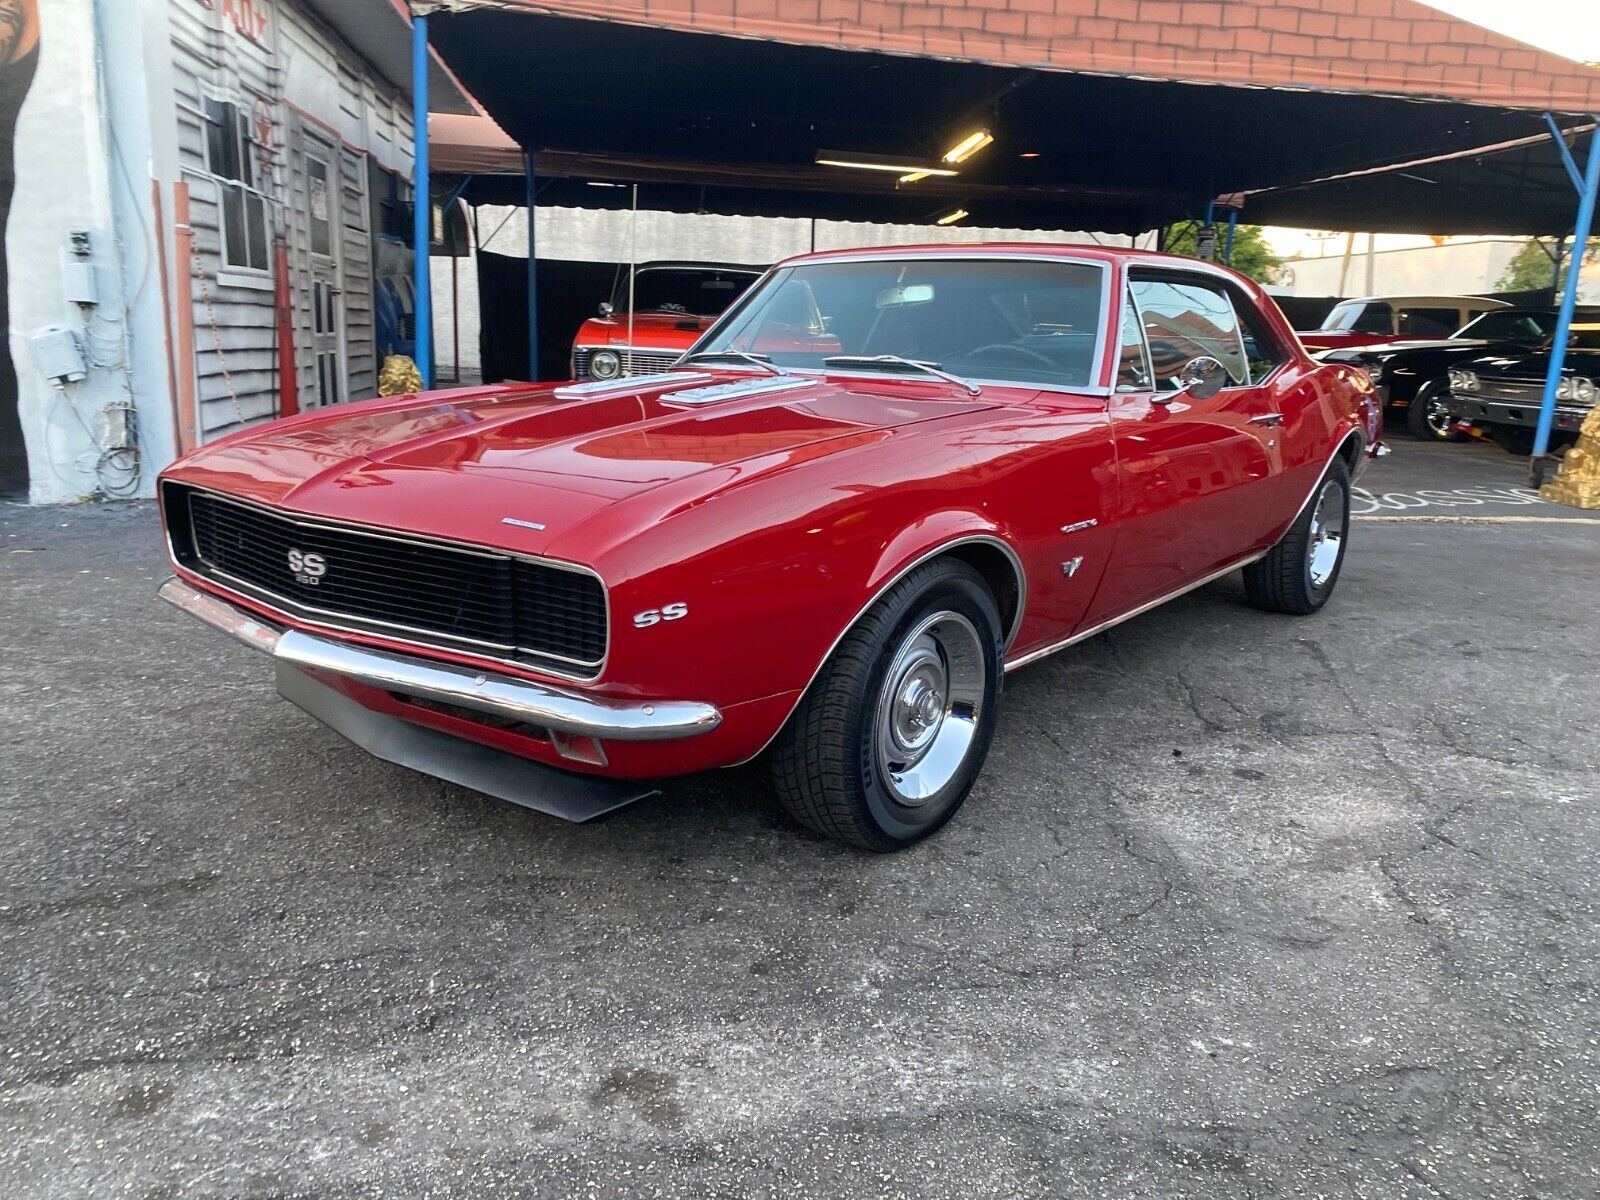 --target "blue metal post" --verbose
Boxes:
[1224,210,1238,266]
[1533,122,1600,469]
[412,10,433,388]
[524,153,539,380]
